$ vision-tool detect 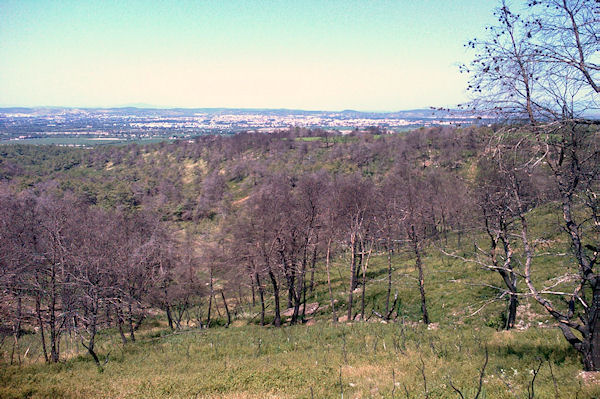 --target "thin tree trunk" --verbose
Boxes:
[354,240,363,286]
[359,242,374,321]
[441,210,448,245]
[292,253,308,325]
[11,296,22,365]
[347,233,357,321]
[134,314,145,331]
[36,296,49,363]
[83,297,101,369]
[214,296,223,318]
[10,333,19,365]
[165,305,174,330]
[105,304,111,326]
[116,306,128,345]
[268,269,281,327]
[281,251,295,310]
[84,341,101,368]
[256,272,265,326]
[325,238,338,322]
[385,243,393,318]
[221,291,231,327]
[207,266,213,327]
[49,269,59,363]
[128,301,135,342]
[584,287,600,370]
[251,275,256,308]
[506,292,518,330]
[411,226,429,325]
[81,323,101,369]
[309,244,318,293]
[237,284,243,316]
